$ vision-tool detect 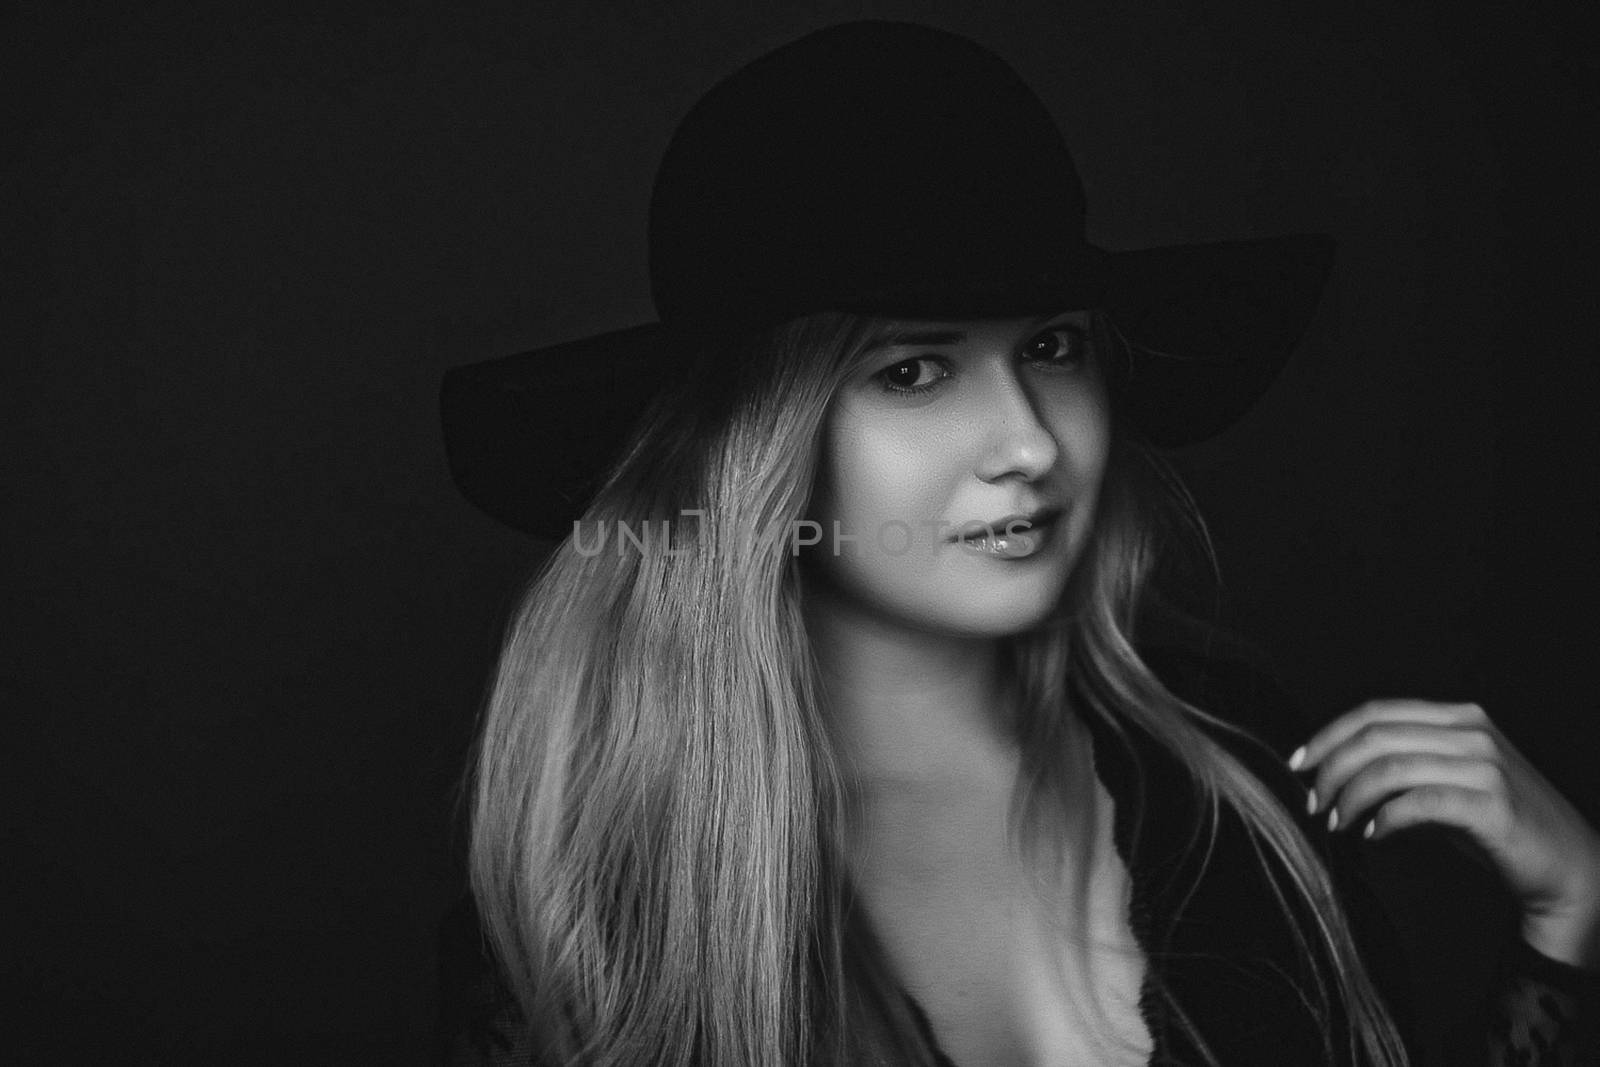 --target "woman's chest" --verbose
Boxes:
[848,781,1152,1066]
